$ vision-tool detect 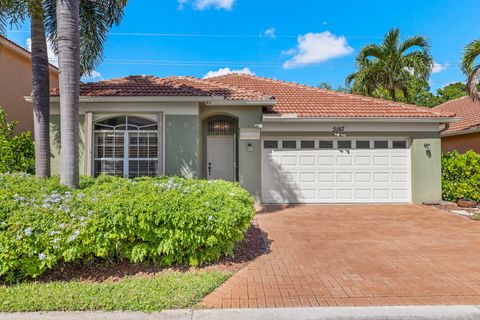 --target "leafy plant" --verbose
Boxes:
[0,108,35,174]
[442,151,480,201]
[0,174,255,281]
